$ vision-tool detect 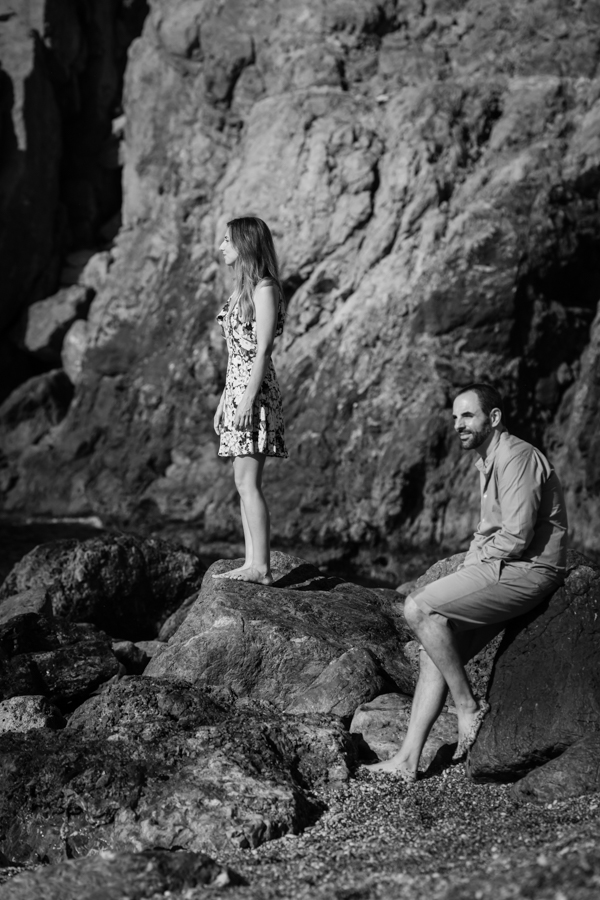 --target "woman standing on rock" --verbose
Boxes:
[213,216,287,585]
